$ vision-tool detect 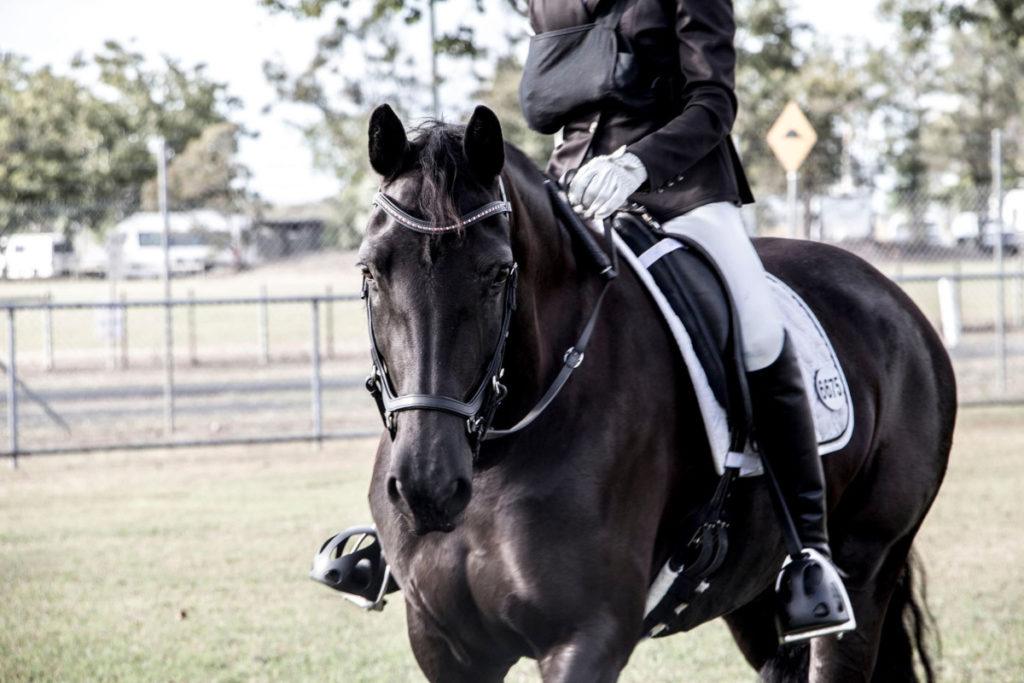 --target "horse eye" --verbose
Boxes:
[493,265,512,285]
[359,265,374,282]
